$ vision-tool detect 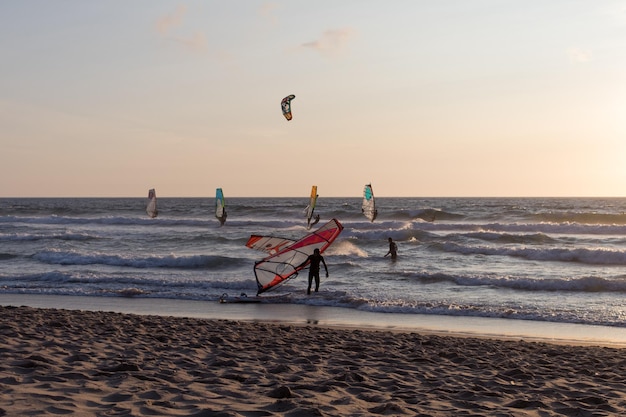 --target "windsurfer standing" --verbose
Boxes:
[385,237,398,259]
[298,248,328,295]
[219,211,227,226]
